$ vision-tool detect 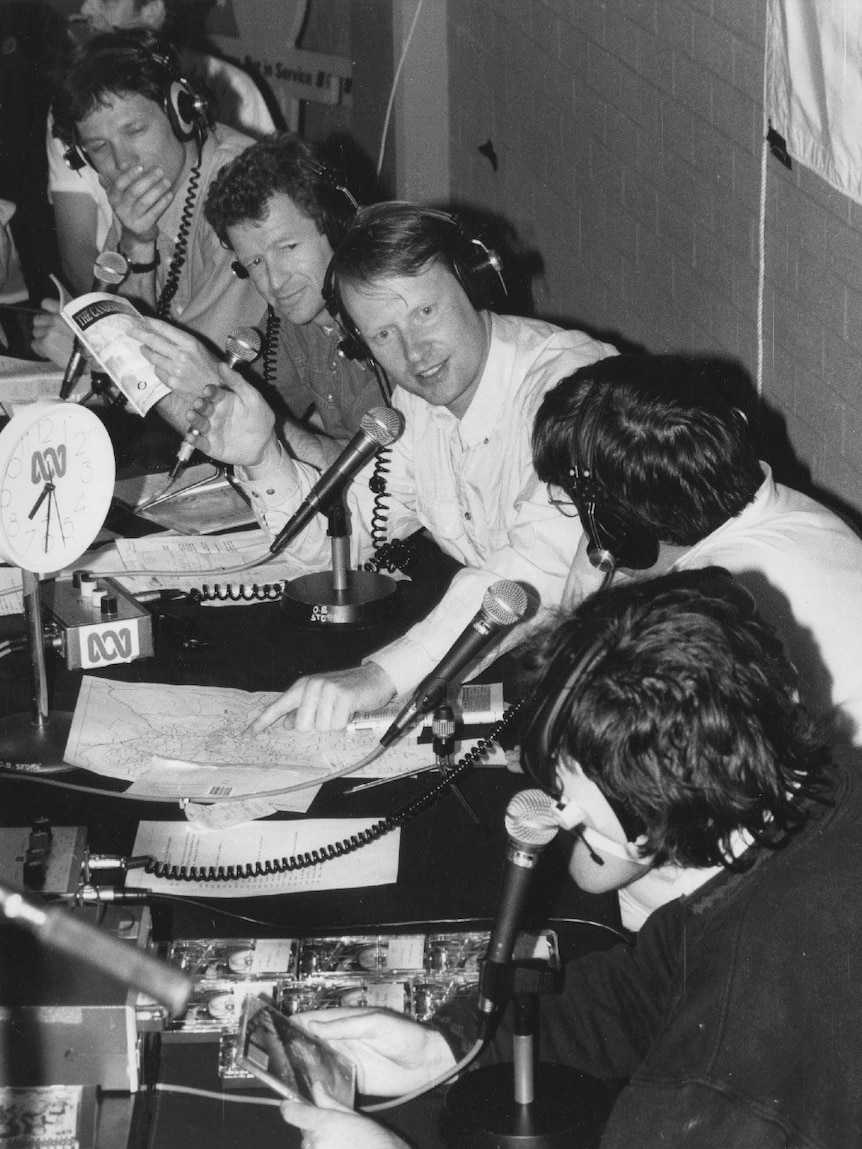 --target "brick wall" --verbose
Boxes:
[448,0,862,519]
